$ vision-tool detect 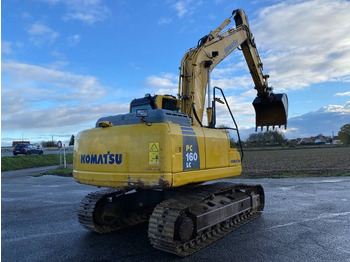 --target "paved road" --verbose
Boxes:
[2,169,350,262]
